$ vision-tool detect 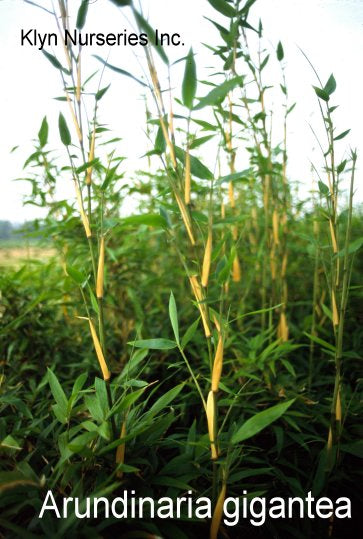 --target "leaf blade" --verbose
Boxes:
[38,116,48,147]
[58,112,71,146]
[232,399,295,444]
[132,8,169,65]
[76,0,89,30]
[194,76,243,110]
[47,368,68,423]
[169,291,179,344]
[207,0,236,17]
[182,48,197,109]
[174,146,213,180]
[128,339,177,350]
[93,55,148,87]
[276,41,284,61]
